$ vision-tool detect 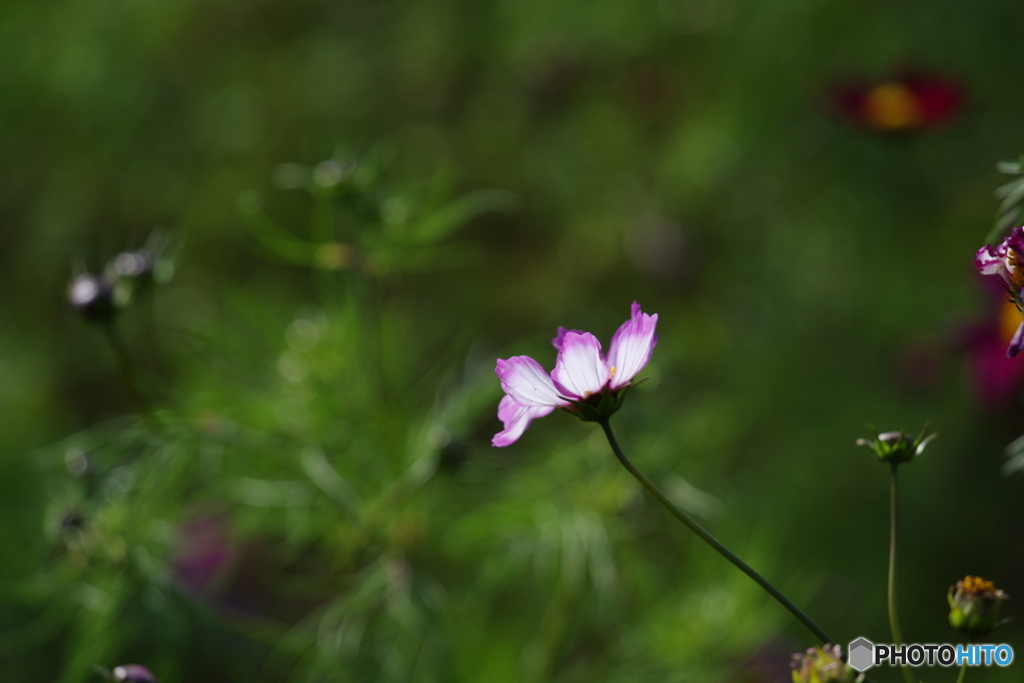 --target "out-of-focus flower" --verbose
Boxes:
[111,250,155,279]
[624,213,698,283]
[894,336,946,394]
[105,231,176,299]
[172,516,238,594]
[832,73,963,132]
[957,276,1024,408]
[70,235,174,323]
[855,424,936,464]
[948,575,1008,636]
[623,62,682,126]
[493,302,658,446]
[790,644,863,683]
[976,226,1024,356]
[112,664,157,683]
[67,273,118,323]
